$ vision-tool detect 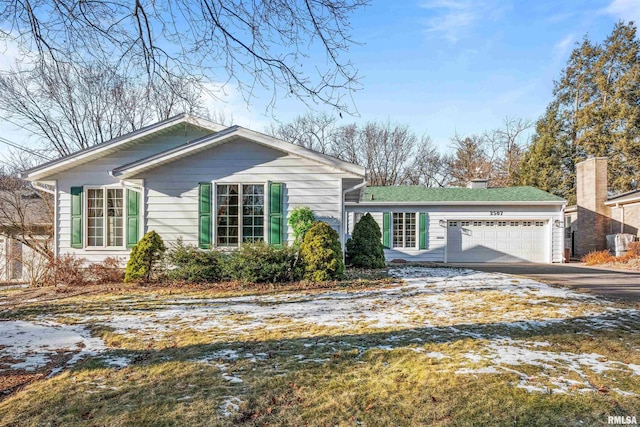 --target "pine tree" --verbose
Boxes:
[518,21,640,198]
